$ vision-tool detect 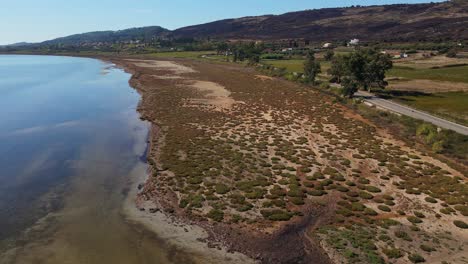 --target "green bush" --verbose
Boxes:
[407,216,423,224]
[359,191,374,199]
[308,189,325,196]
[289,197,305,205]
[378,205,391,212]
[414,211,425,218]
[364,208,378,216]
[420,244,435,252]
[366,186,382,193]
[395,230,412,241]
[337,186,349,192]
[215,183,230,194]
[408,253,425,263]
[207,209,224,222]
[351,202,366,212]
[453,220,468,229]
[358,178,370,184]
[424,197,437,203]
[383,248,403,259]
[261,209,293,221]
[454,205,468,216]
